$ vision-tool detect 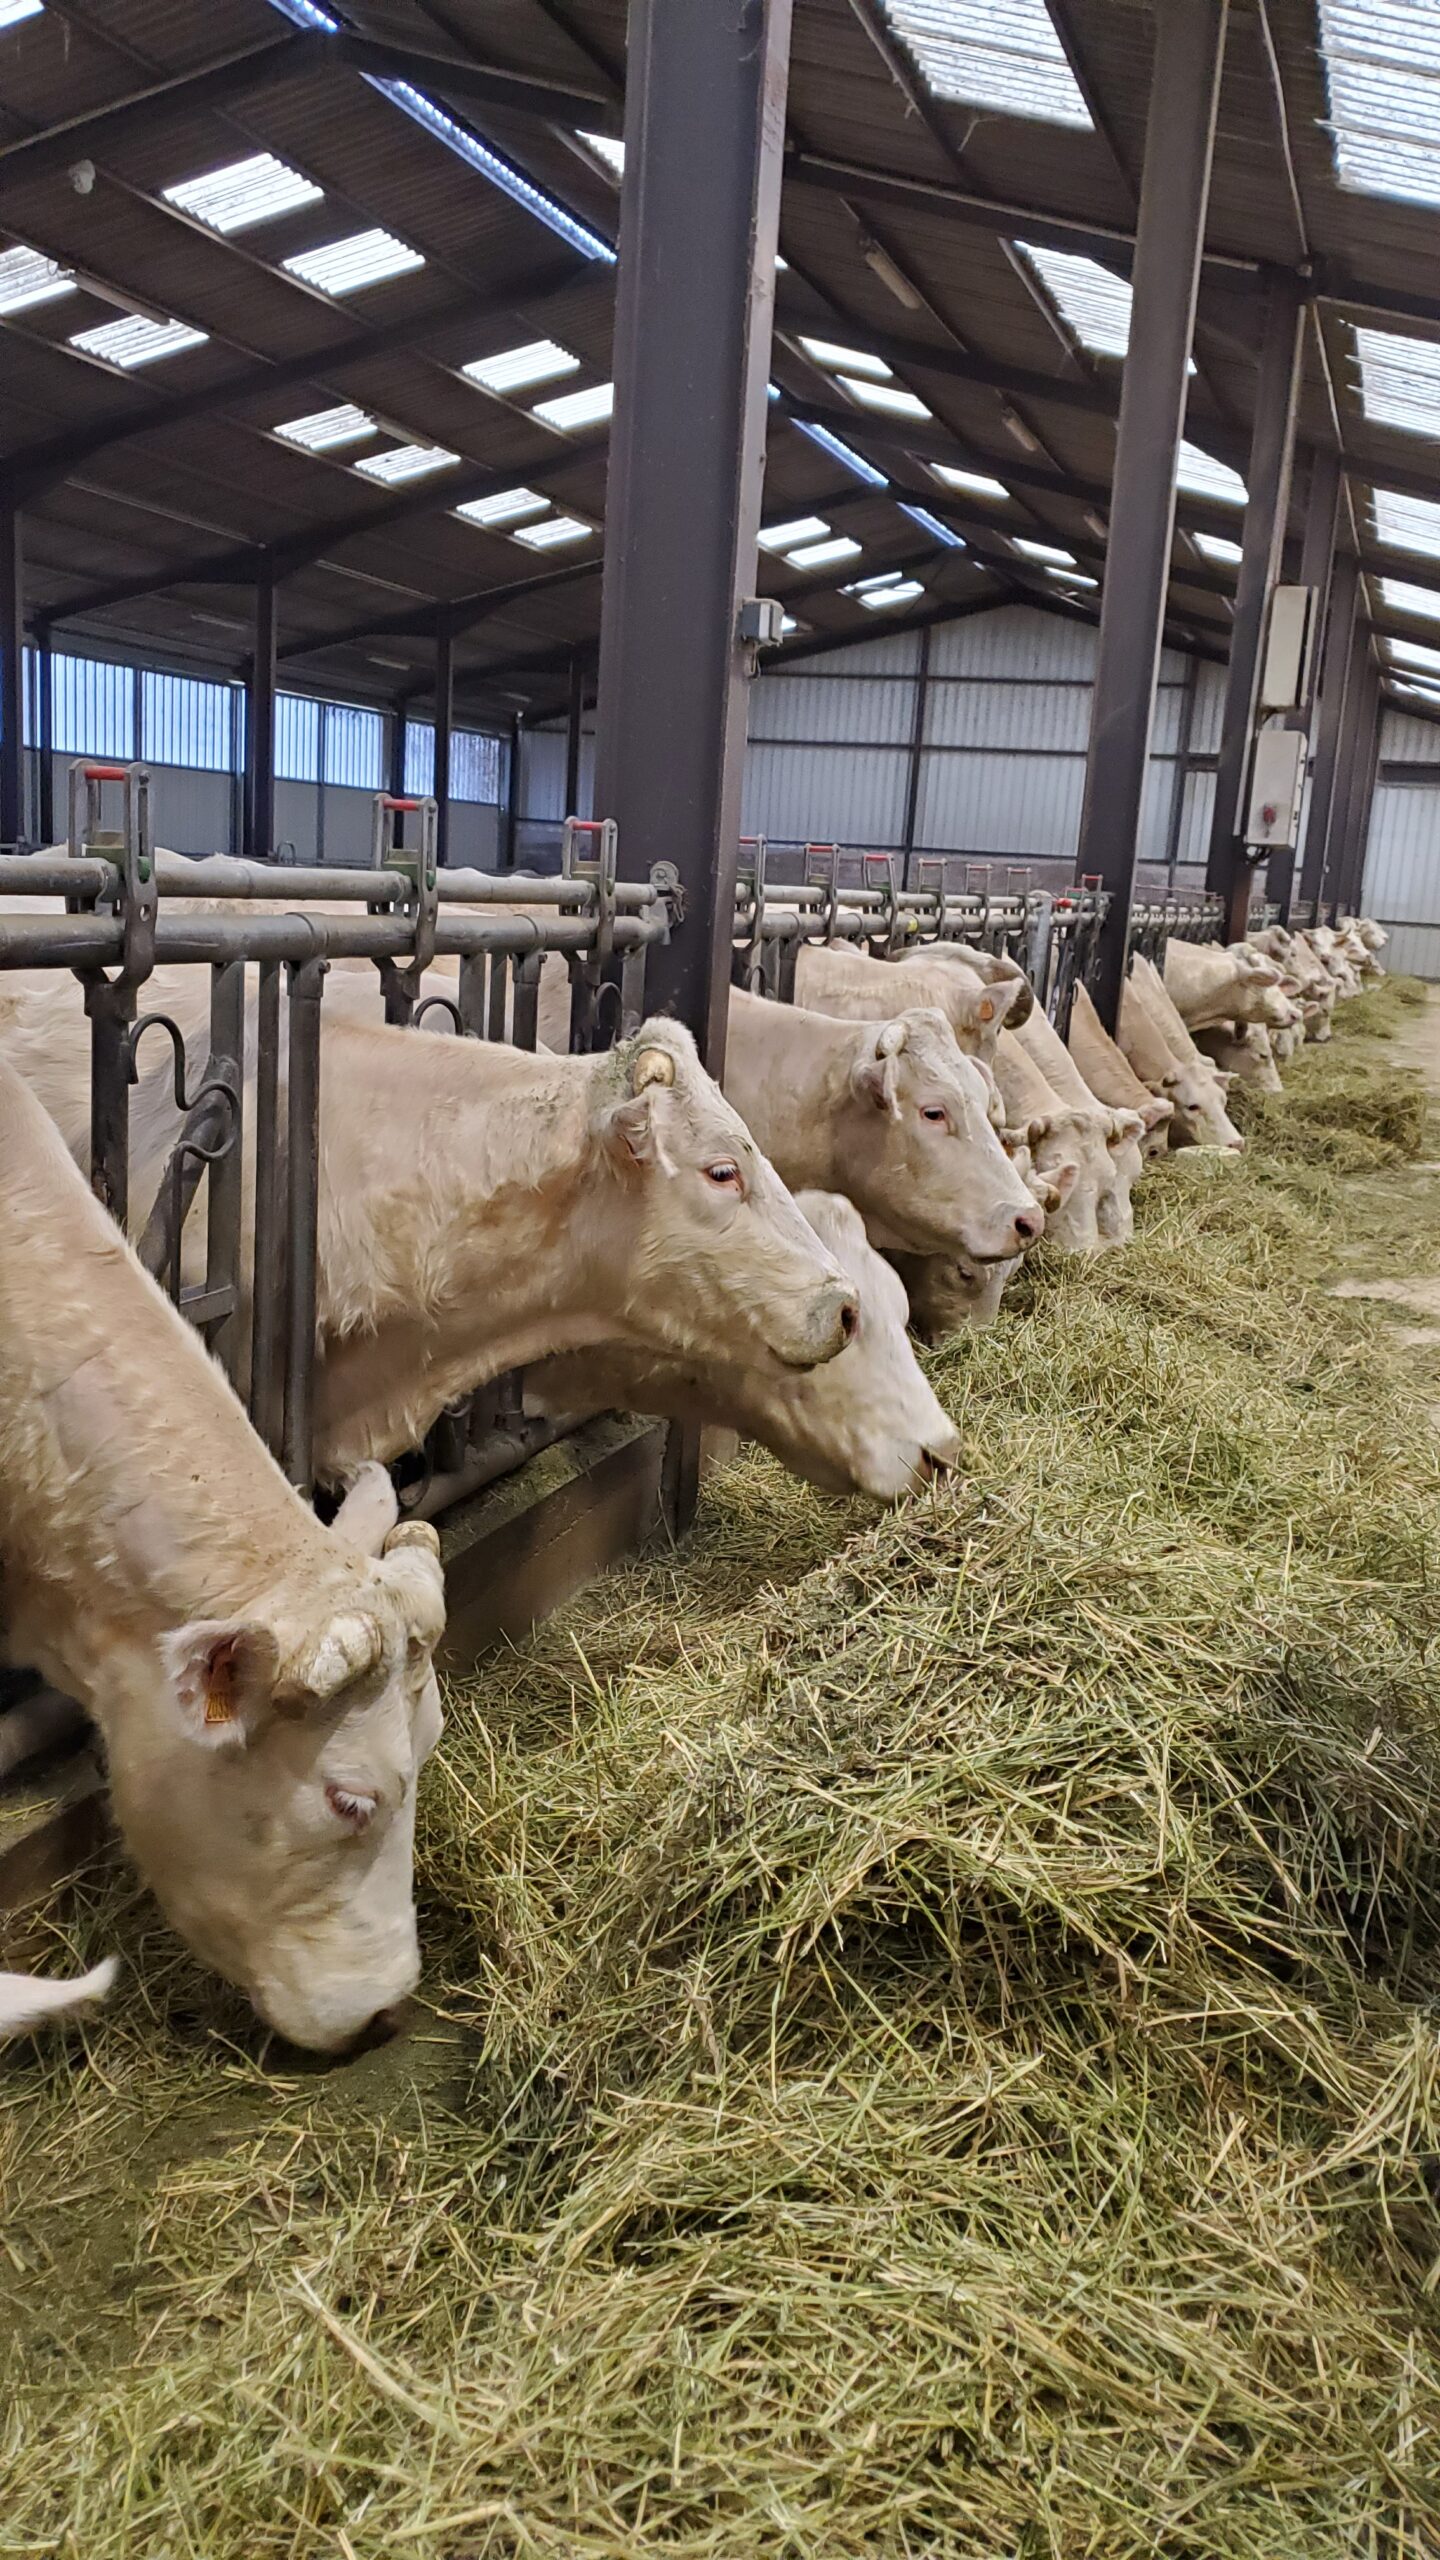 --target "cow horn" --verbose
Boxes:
[632,1046,676,1091]
[875,1019,909,1059]
[278,1612,386,1712]
[383,1519,440,1559]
